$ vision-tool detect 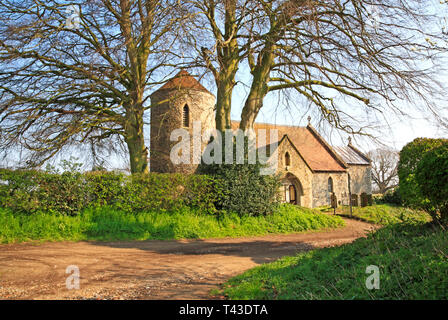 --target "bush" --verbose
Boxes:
[203,163,282,216]
[0,169,220,215]
[115,173,219,213]
[0,169,87,215]
[374,188,402,206]
[84,171,124,206]
[398,138,447,209]
[415,142,448,223]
